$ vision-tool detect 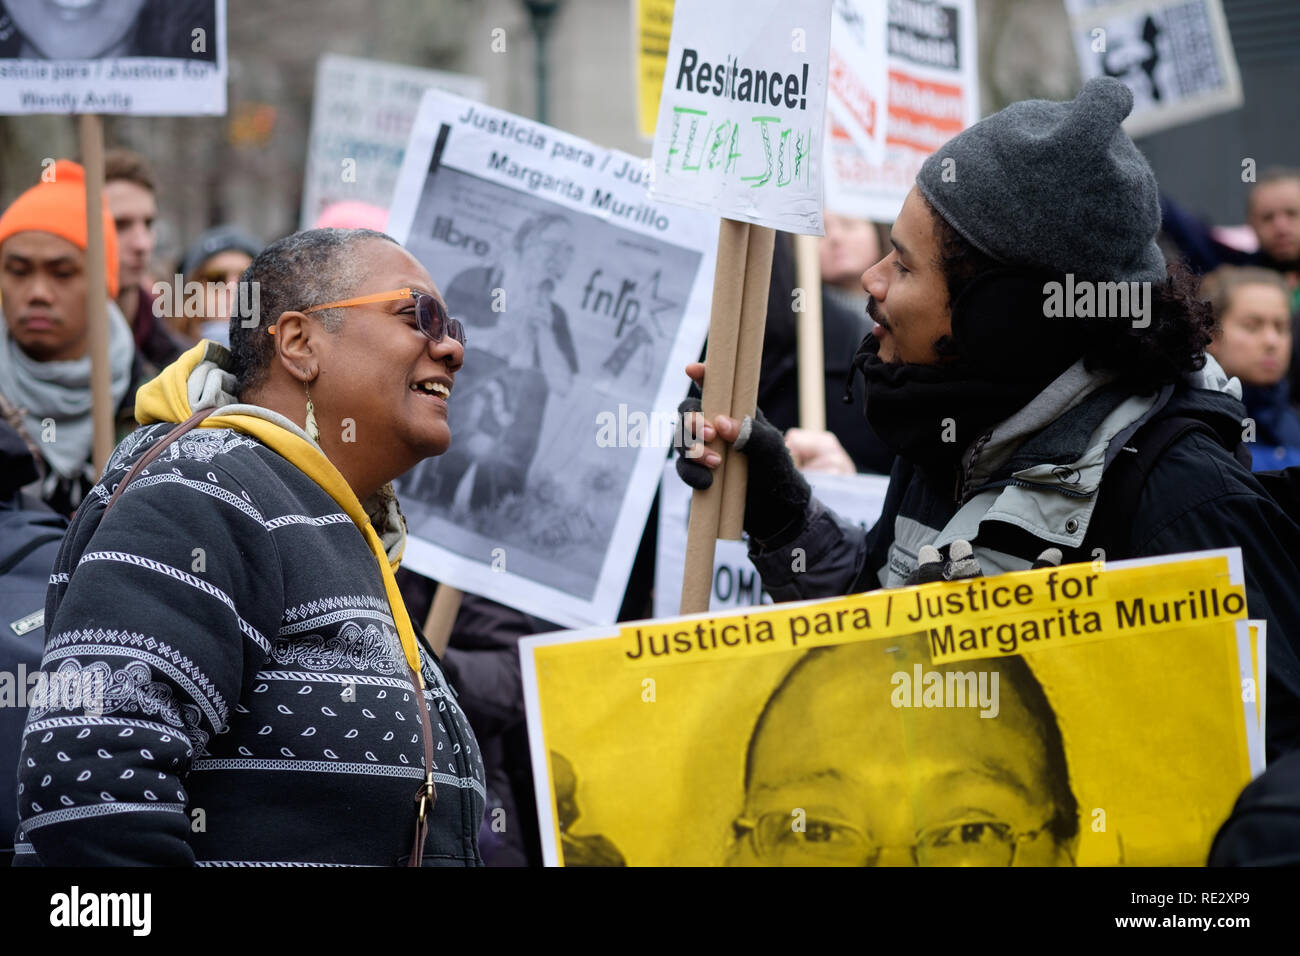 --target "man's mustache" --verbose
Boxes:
[866,297,889,330]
